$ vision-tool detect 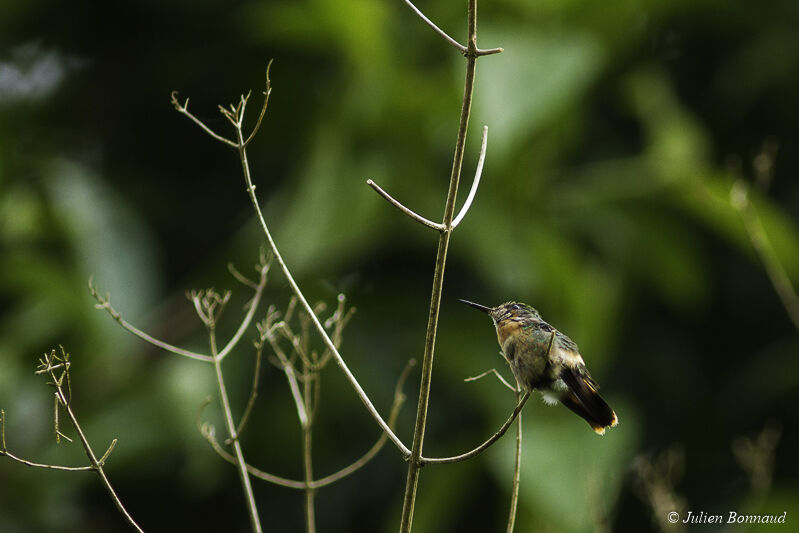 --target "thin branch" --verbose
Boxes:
[268,333,309,427]
[399,0,490,528]
[201,425,306,489]
[244,60,274,147]
[475,46,504,56]
[171,91,238,148]
[232,340,265,440]
[228,262,259,290]
[209,326,263,533]
[61,403,143,532]
[506,387,523,533]
[200,359,416,489]
[37,349,144,532]
[403,0,467,54]
[366,179,445,232]
[217,262,270,361]
[0,449,96,471]
[174,65,411,461]
[99,439,118,466]
[452,125,488,228]
[301,362,316,533]
[229,82,412,458]
[1,410,95,471]
[464,367,516,392]
[420,391,530,465]
[311,358,415,488]
[208,327,261,533]
[89,279,213,363]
